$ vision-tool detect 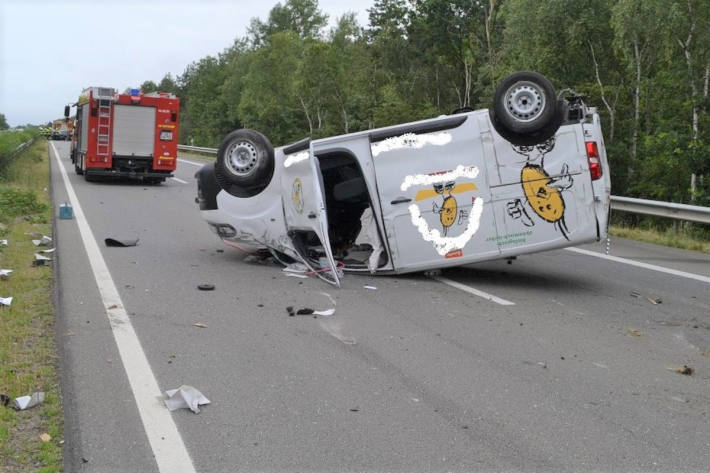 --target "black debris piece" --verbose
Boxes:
[105,237,139,247]
[287,306,295,316]
[197,284,215,291]
[296,308,314,315]
[0,393,9,407]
